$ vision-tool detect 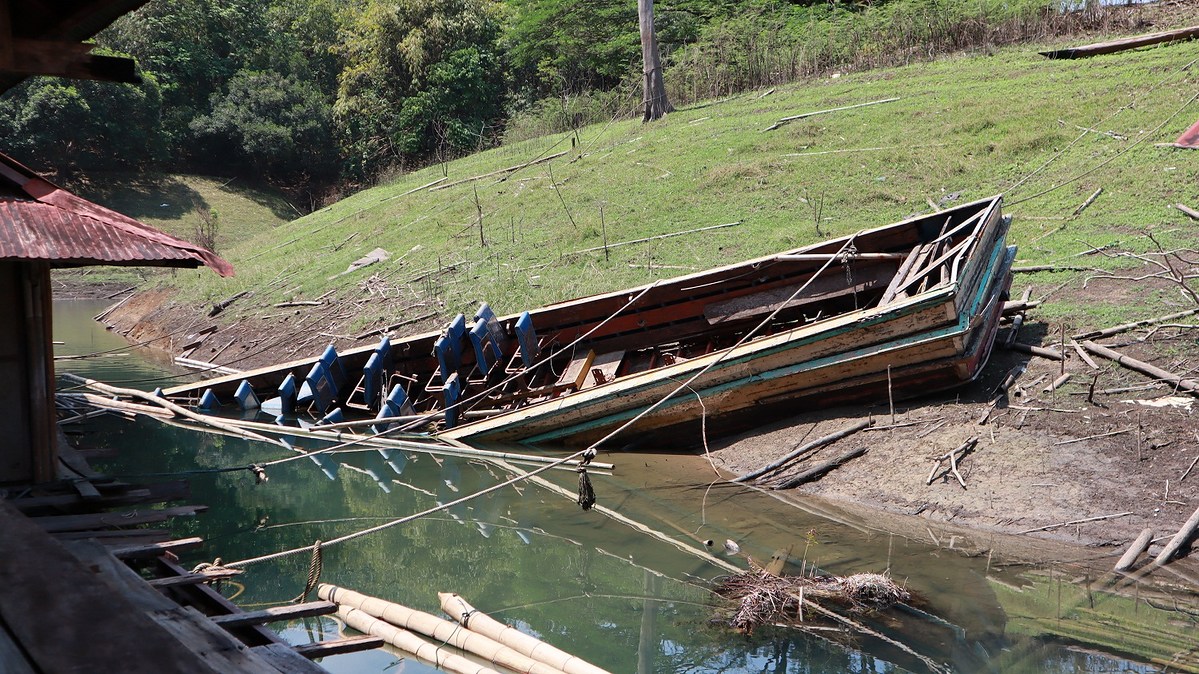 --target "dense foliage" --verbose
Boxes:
[0,0,1082,201]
